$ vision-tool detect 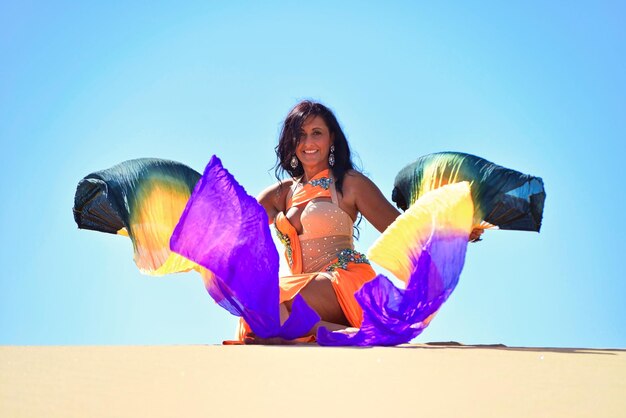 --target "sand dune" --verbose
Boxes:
[1,344,624,417]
